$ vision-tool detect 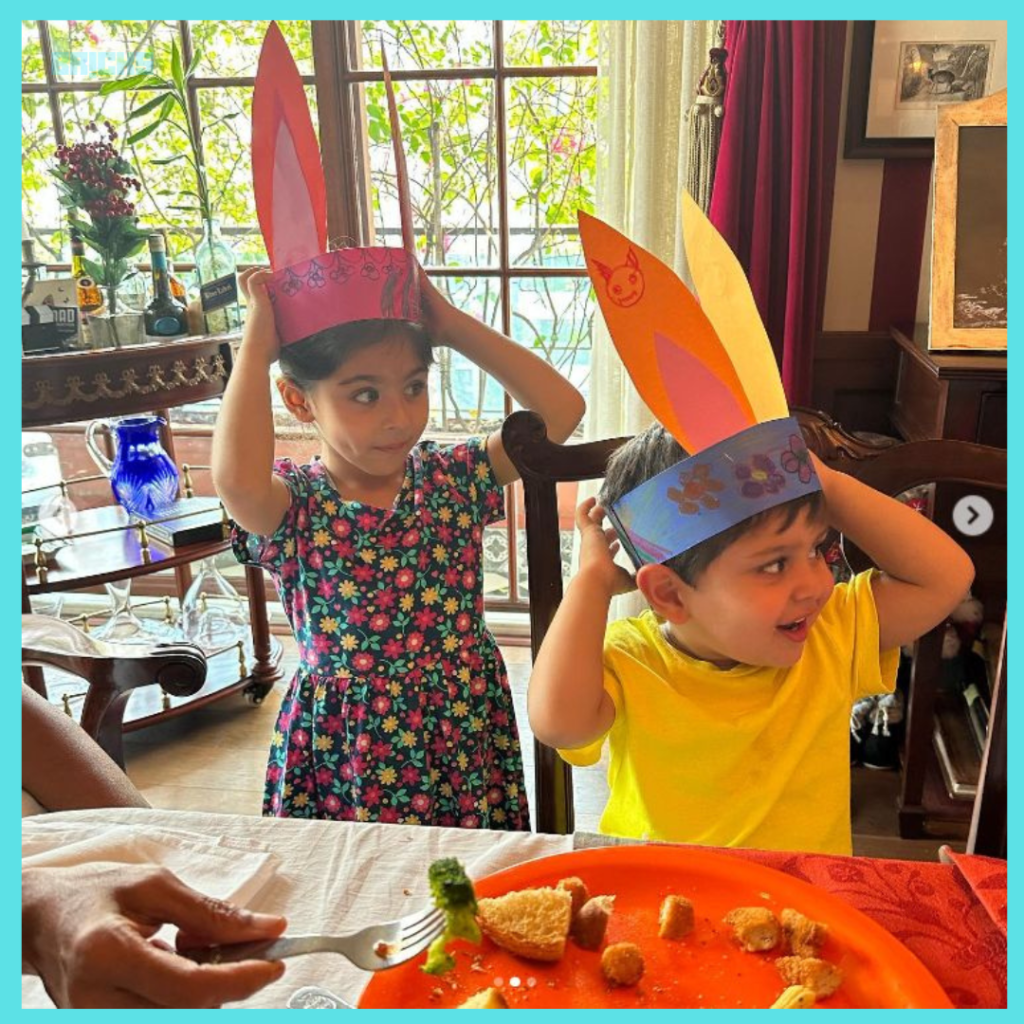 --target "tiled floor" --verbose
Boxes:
[123,635,963,862]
